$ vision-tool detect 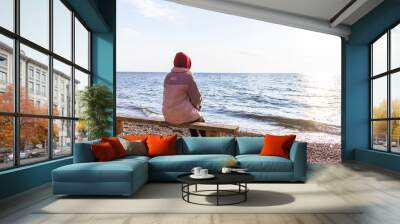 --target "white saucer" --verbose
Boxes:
[190,174,215,179]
